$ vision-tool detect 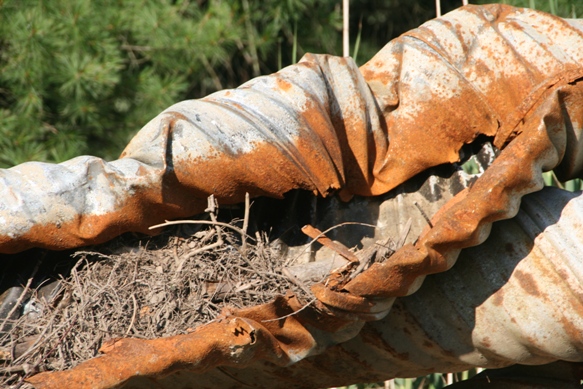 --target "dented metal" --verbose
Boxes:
[6,3,583,388]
